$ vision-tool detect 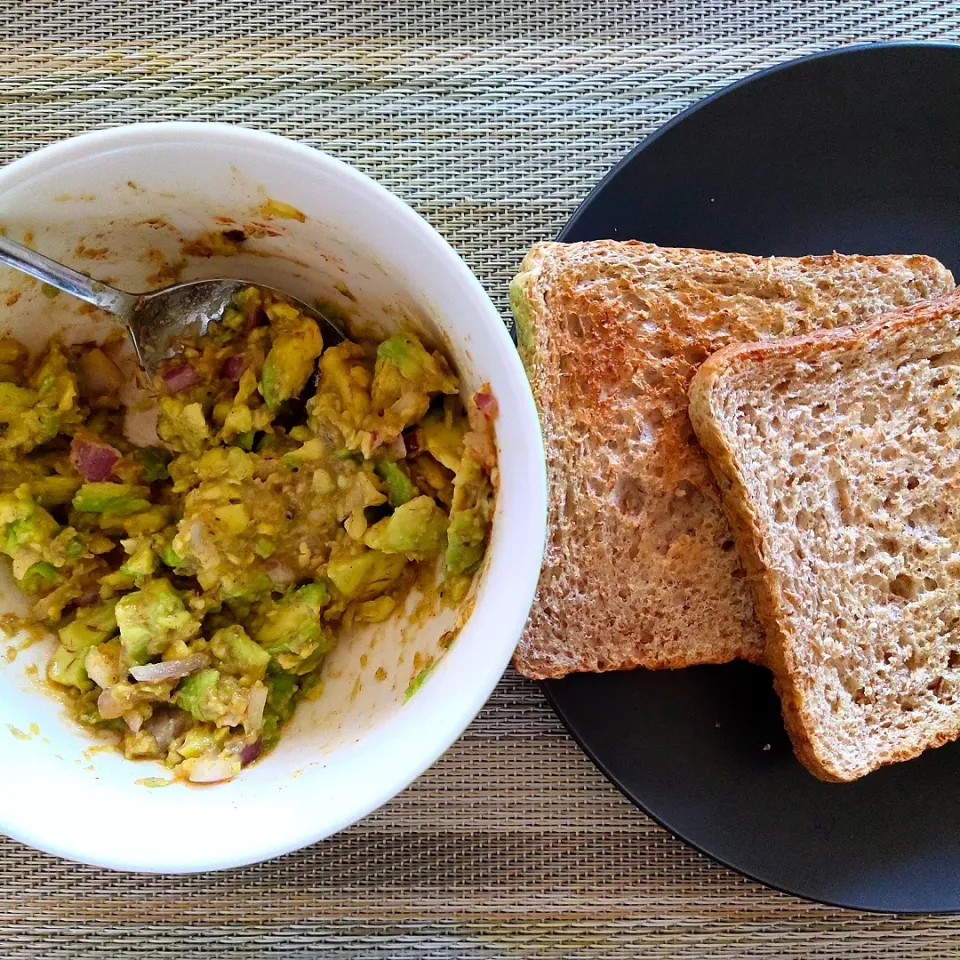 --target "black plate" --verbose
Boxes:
[545,42,960,914]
